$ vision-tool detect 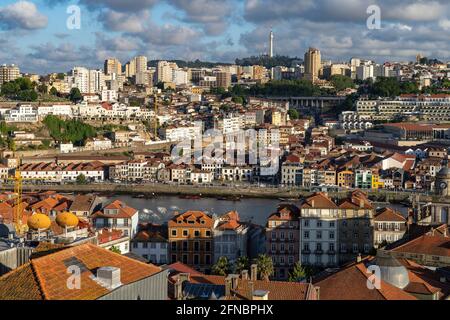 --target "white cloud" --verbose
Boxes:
[0,1,48,30]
